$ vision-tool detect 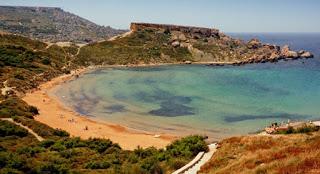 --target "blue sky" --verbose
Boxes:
[0,0,319,32]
